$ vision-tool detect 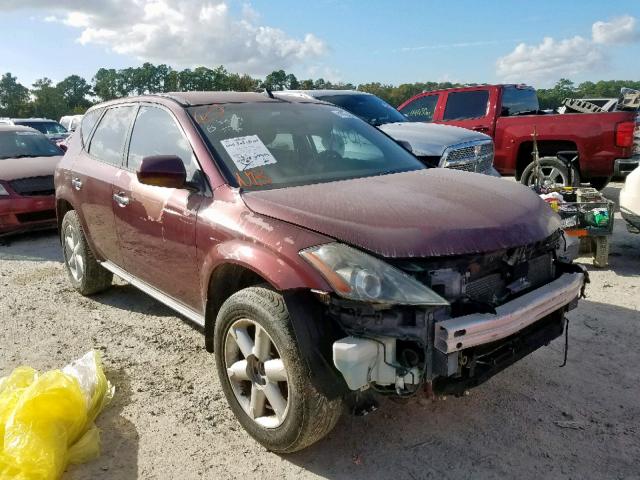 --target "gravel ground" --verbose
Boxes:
[1,182,639,480]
